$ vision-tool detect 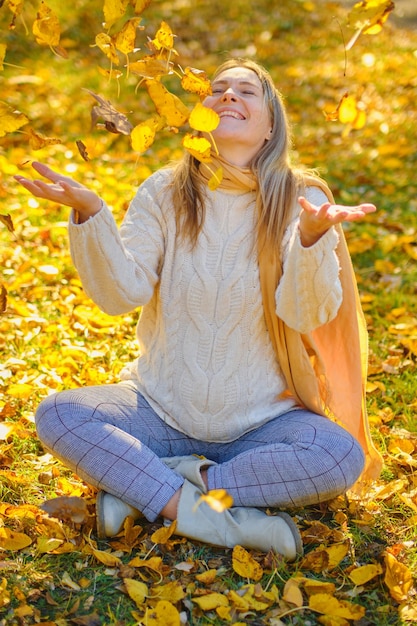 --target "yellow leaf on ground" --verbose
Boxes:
[318,615,349,626]
[150,581,185,602]
[349,563,383,585]
[61,571,81,591]
[0,527,32,551]
[283,577,304,607]
[36,536,64,554]
[232,545,263,581]
[384,551,413,602]
[151,520,176,544]
[195,569,218,584]
[192,592,229,611]
[128,555,163,573]
[91,548,122,567]
[309,593,365,620]
[123,578,148,606]
[142,600,181,626]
